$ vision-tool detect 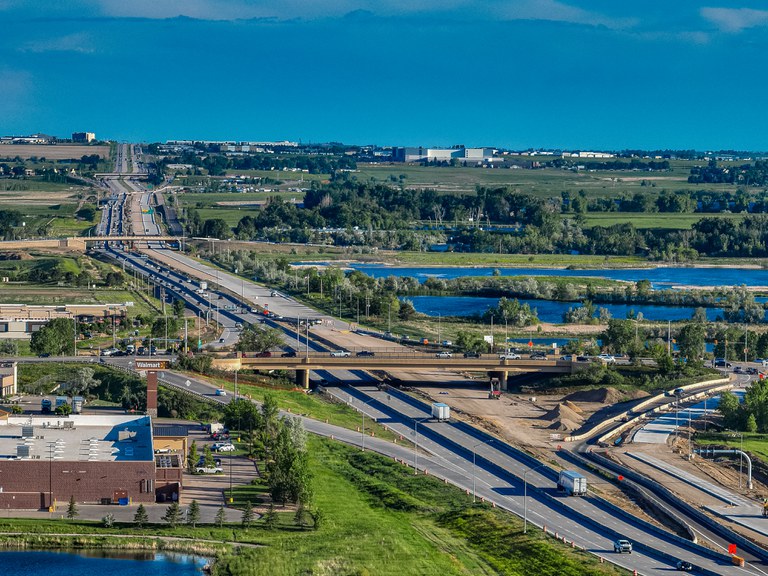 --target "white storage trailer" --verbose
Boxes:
[558,470,587,496]
[431,402,450,421]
